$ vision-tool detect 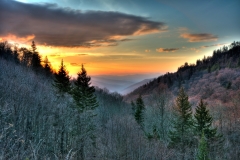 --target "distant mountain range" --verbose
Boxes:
[120,78,153,95]
[91,74,159,94]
